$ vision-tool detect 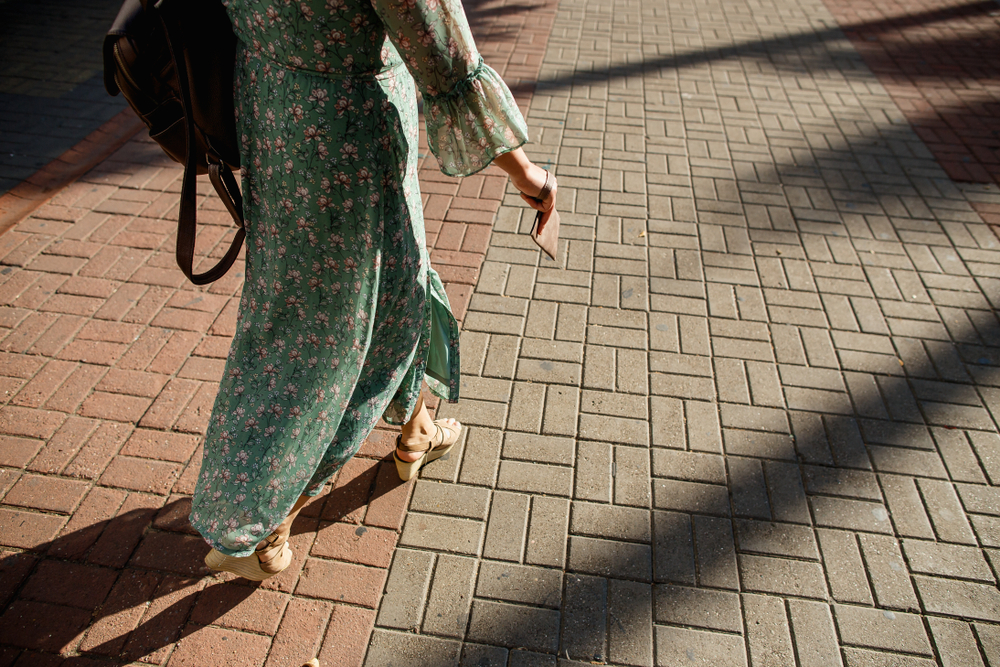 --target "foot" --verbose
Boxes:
[396,416,461,462]
[397,396,459,463]
[393,419,462,481]
[204,541,292,581]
